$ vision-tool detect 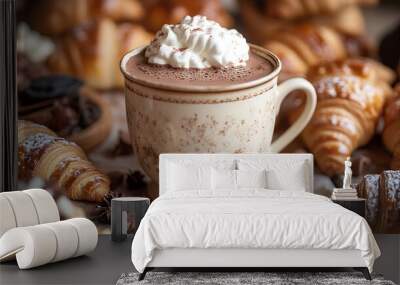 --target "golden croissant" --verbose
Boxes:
[383,84,400,169]
[263,24,346,78]
[301,58,392,176]
[263,23,382,79]
[240,1,368,46]
[18,120,110,202]
[47,19,153,89]
[265,0,377,19]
